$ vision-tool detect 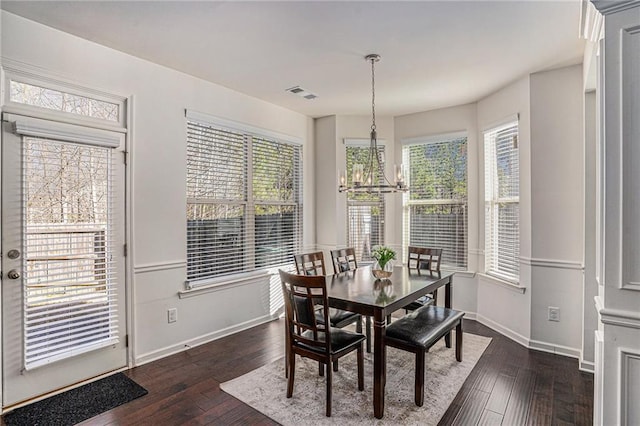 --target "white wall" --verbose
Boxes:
[476,76,533,344]
[529,65,584,359]
[0,11,313,365]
